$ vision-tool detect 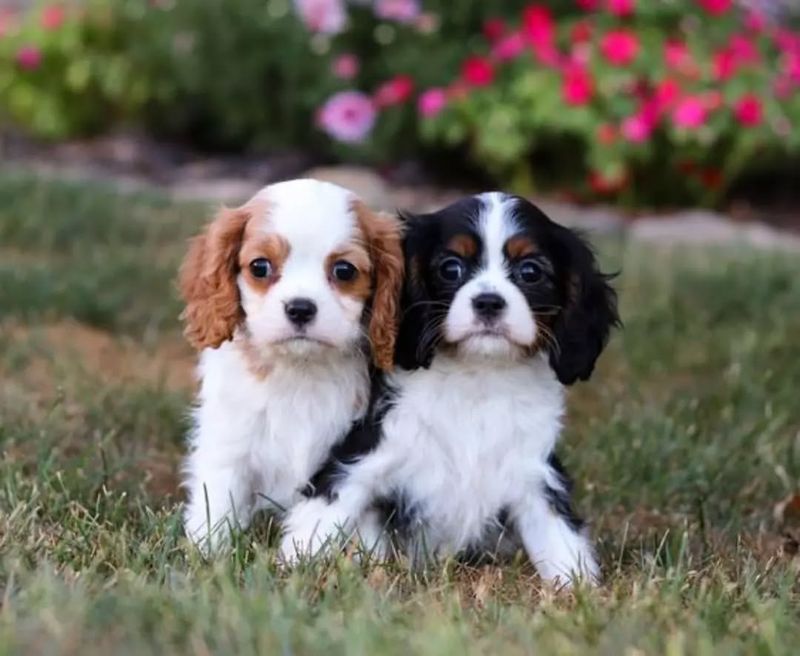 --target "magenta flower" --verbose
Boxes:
[294,0,346,35]
[672,96,708,129]
[698,0,732,15]
[562,66,594,106]
[318,91,376,143]
[734,94,763,127]
[621,110,655,143]
[417,88,447,118]
[331,53,359,80]
[607,0,635,17]
[492,31,525,61]
[16,45,42,71]
[600,29,639,66]
[374,0,420,24]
